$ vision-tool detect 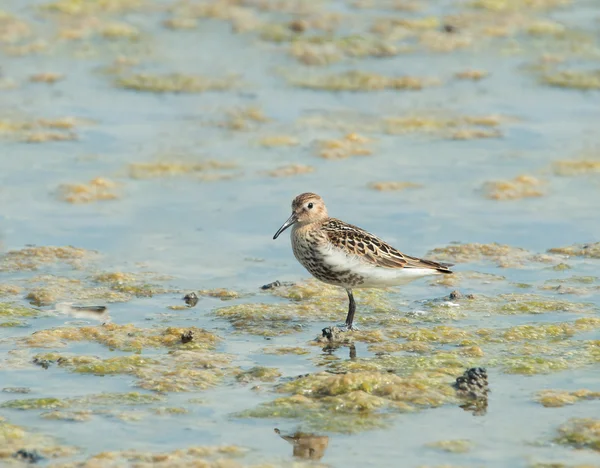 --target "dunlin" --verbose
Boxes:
[273,193,452,330]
